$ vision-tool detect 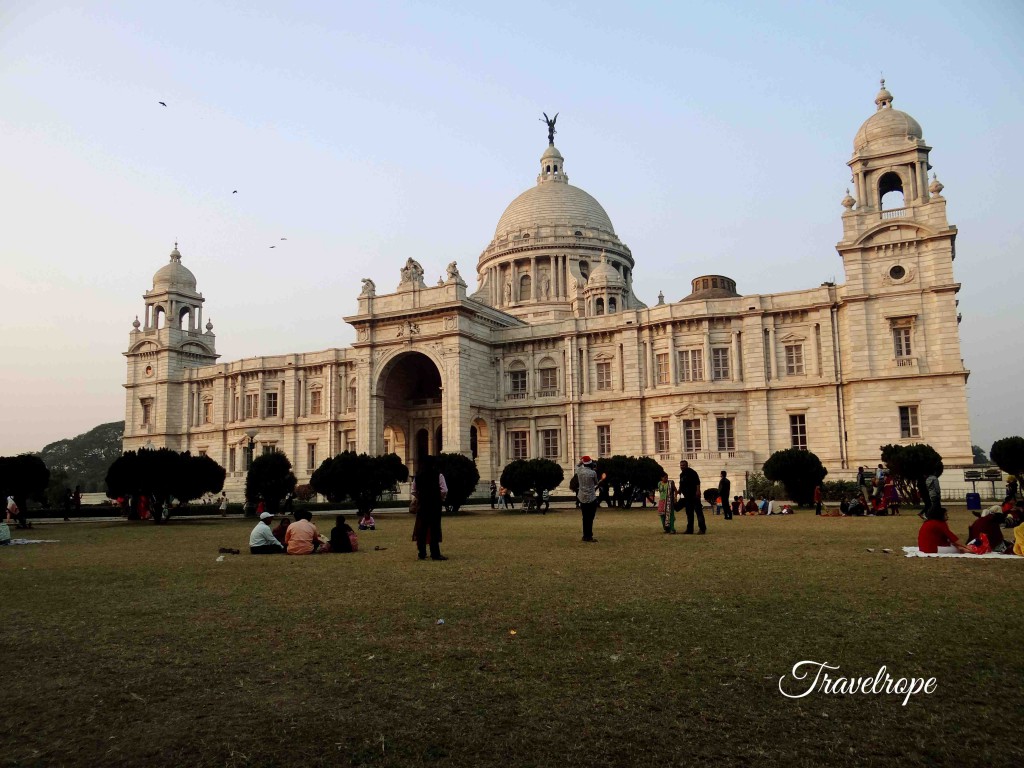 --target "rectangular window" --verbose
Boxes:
[383,438,391,455]
[596,361,612,390]
[893,327,912,358]
[683,419,702,452]
[244,393,258,419]
[310,389,322,415]
[678,349,704,382]
[262,444,276,456]
[712,348,730,381]
[785,344,804,375]
[345,430,356,454]
[510,430,529,460]
[198,449,207,457]
[307,443,317,471]
[540,367,558,393]
[265,392,278,417]
[790,414,808,450]
[228,447,236,473]
[899,405,920,438]
[203,401,213,424]
[141,399,152,426]
[656,353,669,385]
[716,417,735,452]
[597,425,611,457]
[654,420,670,454]
[541,429,559,459]
[508,370,527,395]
